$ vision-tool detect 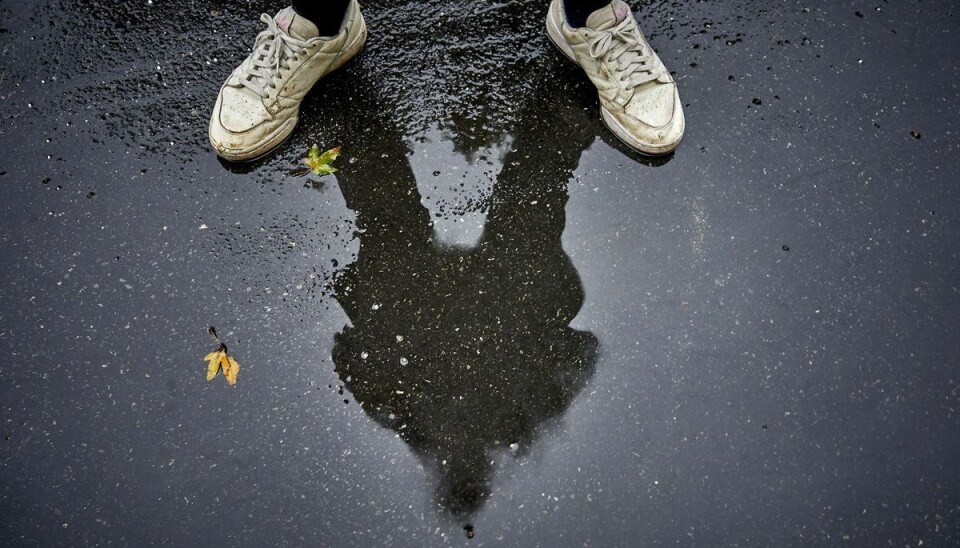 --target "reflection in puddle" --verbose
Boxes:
[329,84,601,520]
